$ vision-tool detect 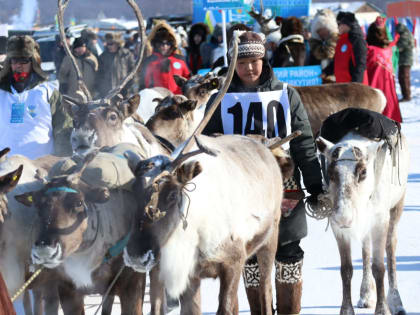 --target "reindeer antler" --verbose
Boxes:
[57,0,92,101]
[268,130,303,150]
